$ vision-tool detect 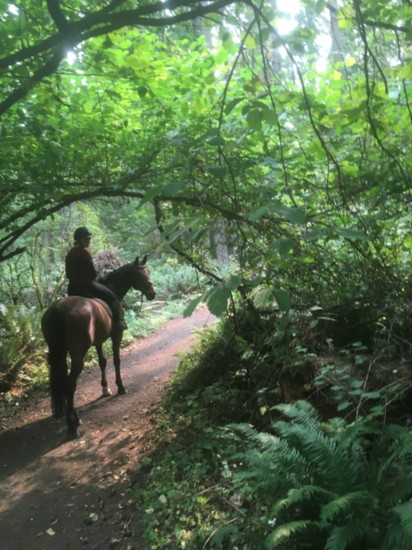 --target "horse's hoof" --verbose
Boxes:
[102,387,112,397]
[117,387,127,395]
[67,429,80,439]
